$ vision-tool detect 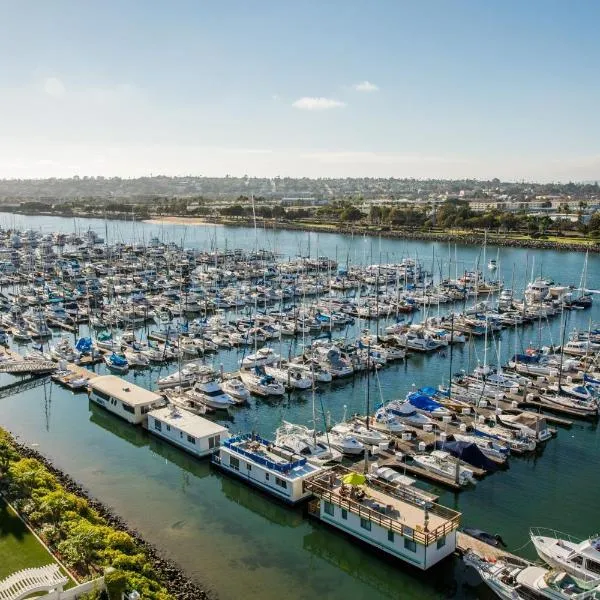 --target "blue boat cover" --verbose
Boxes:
[434,440,498,472]
[109,354,127,366]
[419,386,439,397]
[75,337,92,352]
[407,392,443,412]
